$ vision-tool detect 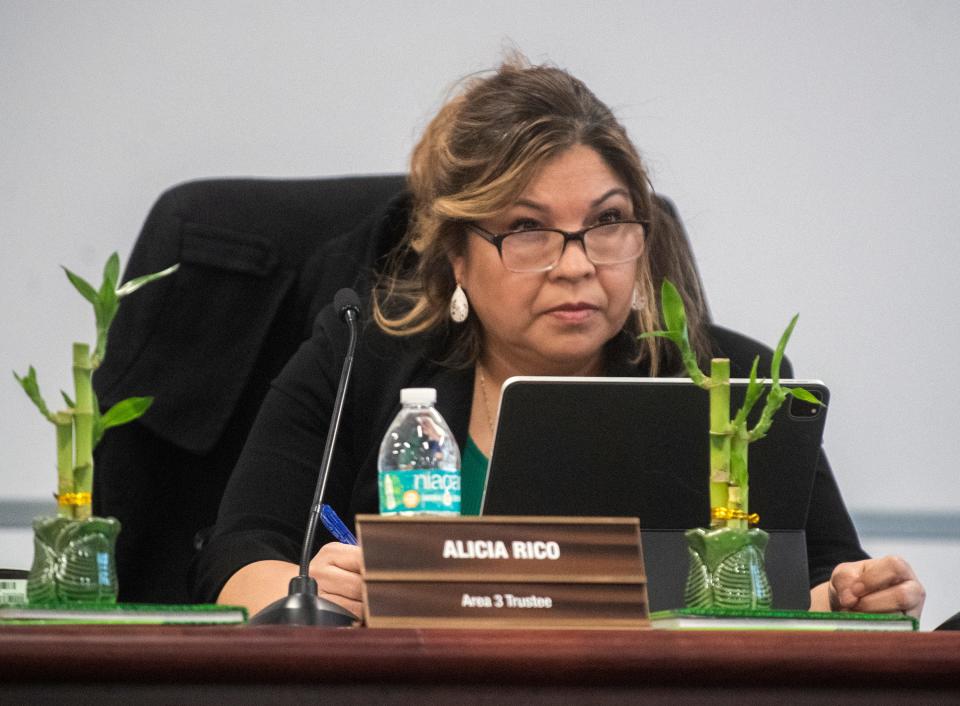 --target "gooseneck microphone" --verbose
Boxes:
[249,288,362,627]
